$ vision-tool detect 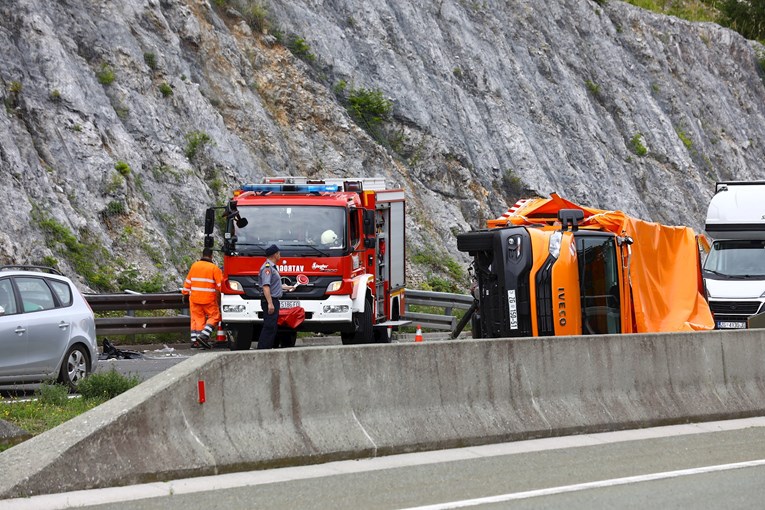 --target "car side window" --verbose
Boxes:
[0,278,17,315]
[16,277,56,313]
[48,279,73,307]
